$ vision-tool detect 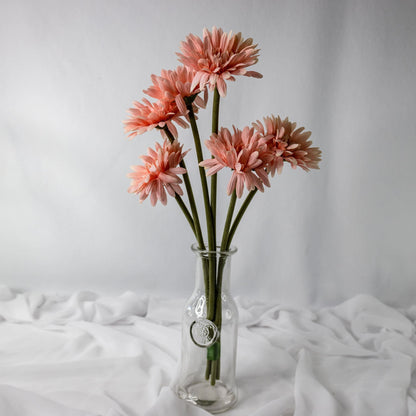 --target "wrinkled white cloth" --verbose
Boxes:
[0,286,415,416]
